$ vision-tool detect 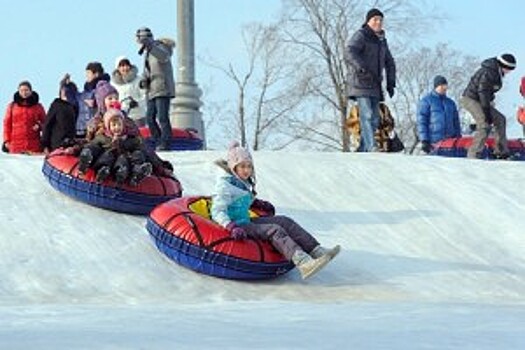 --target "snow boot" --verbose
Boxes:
[129,163,153,187]
[494,152,520,161]
[114,165,129,185]
[95,166,111,183]
[292,250,331,280]
[78,148,93,174]
[310,245,341,260]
